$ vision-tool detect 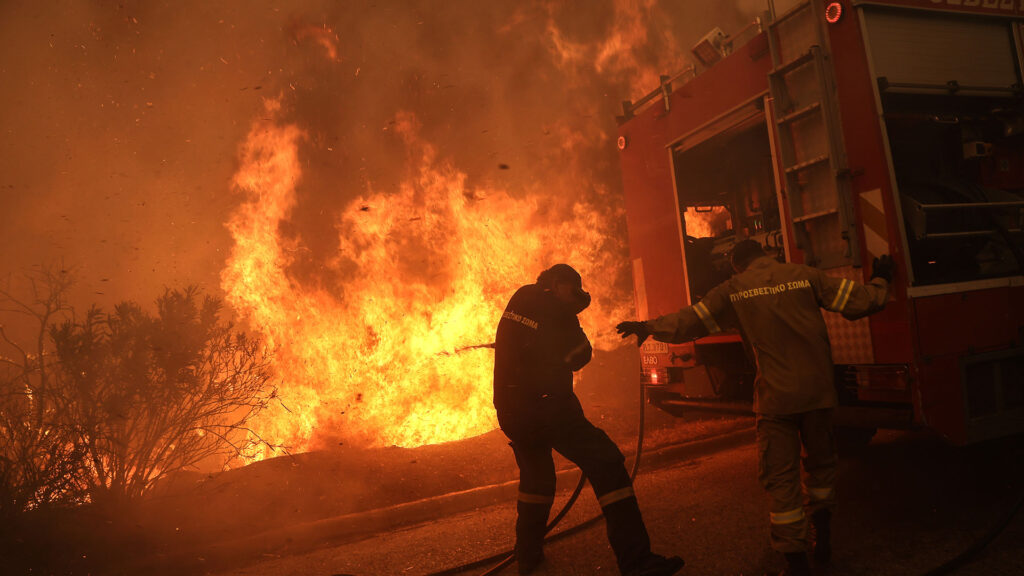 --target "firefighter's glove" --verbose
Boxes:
[870,254,894,283]
[616,321,651,347]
